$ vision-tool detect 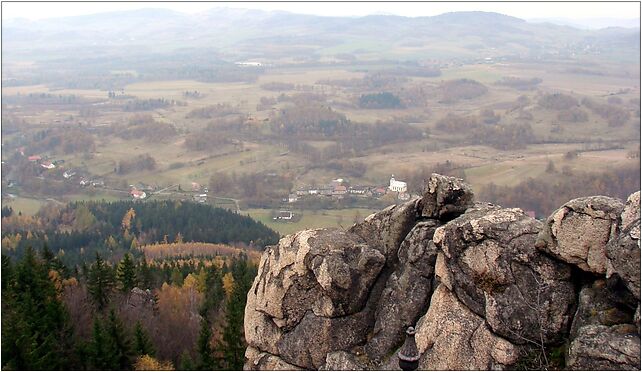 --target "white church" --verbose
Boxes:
[388,175,408,193]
